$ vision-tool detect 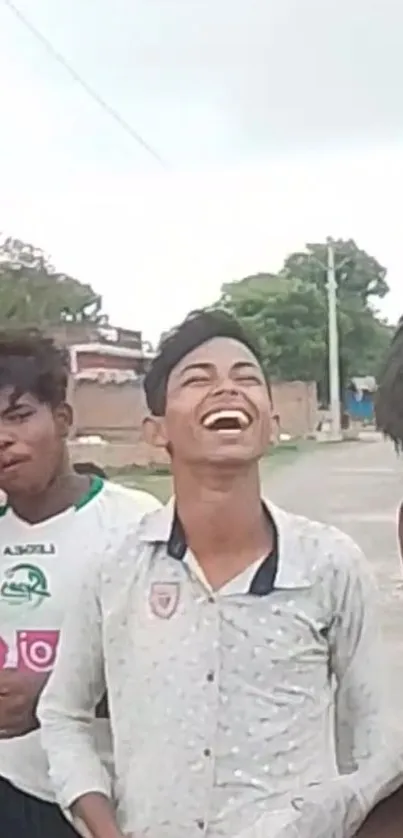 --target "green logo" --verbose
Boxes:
[0,563,51,608]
